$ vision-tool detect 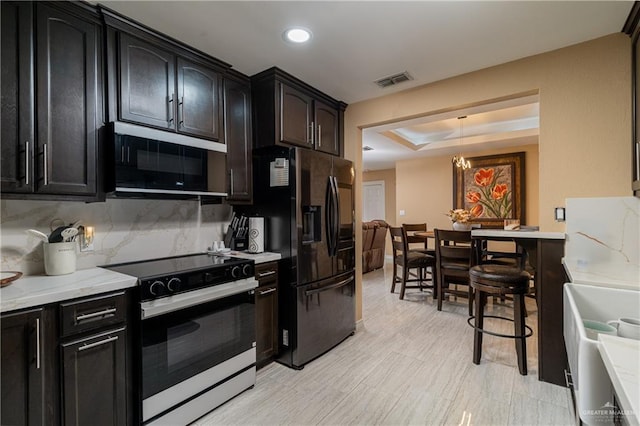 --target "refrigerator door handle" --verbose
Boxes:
[304,275,355,297]
[325,177,335,256]
[332,176,340,257]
